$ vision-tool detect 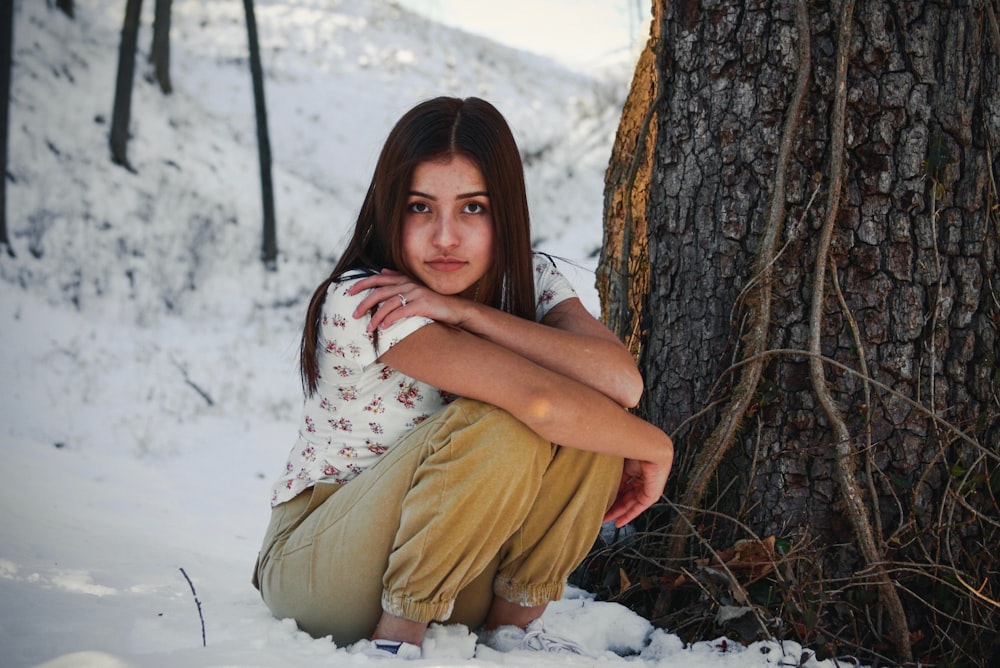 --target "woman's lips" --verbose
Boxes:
[425,258,467,272]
